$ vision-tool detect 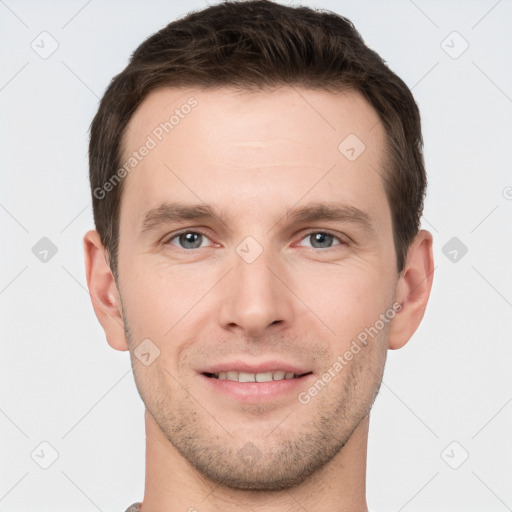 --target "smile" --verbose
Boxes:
[203,370,312,382]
